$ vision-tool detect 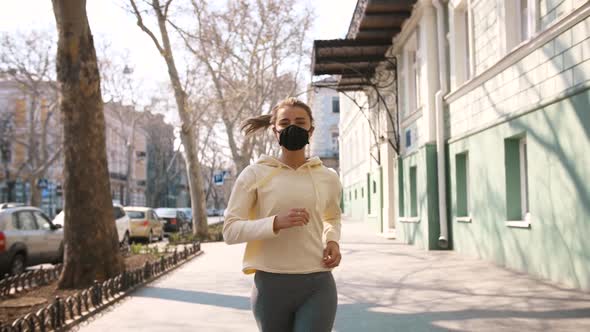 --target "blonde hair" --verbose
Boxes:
[241,97,314,135]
